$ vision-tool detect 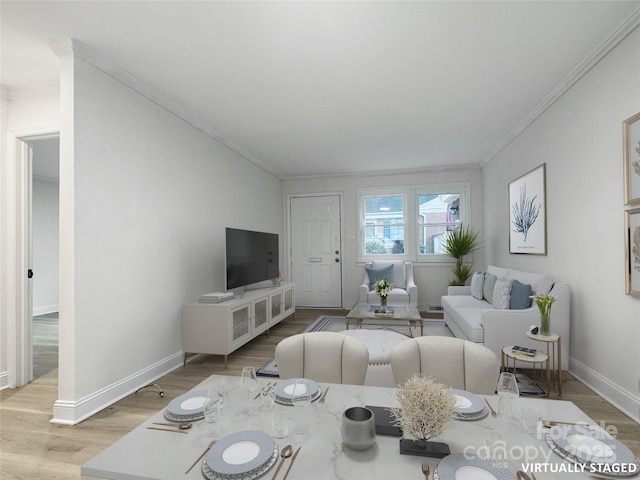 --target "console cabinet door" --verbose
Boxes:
[270,291,283,324]
[230,304,252,349]
[253,296,269,335]
[283,285,295,316]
